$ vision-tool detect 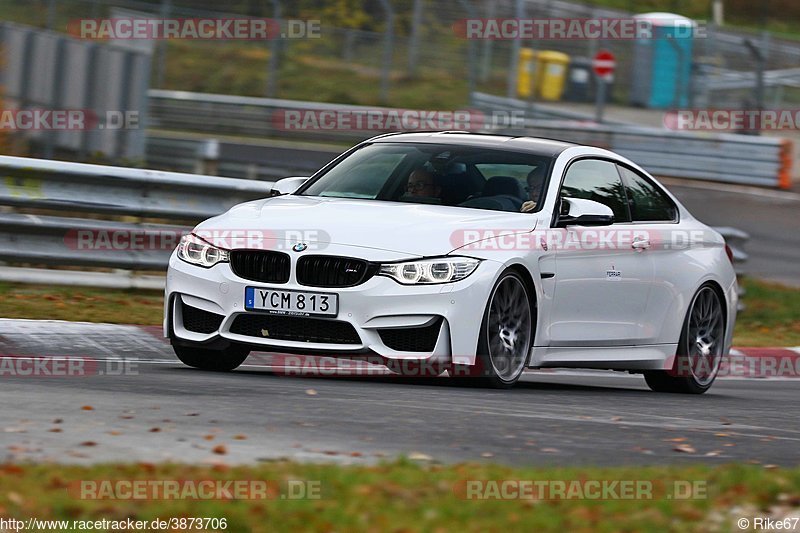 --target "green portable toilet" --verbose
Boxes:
[630,13,695,108]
